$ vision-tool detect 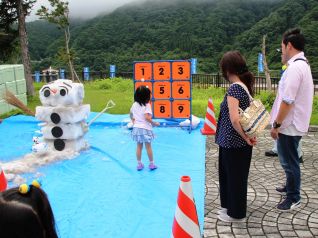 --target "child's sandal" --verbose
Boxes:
[149,163,158,170]
[137,163,144,171]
